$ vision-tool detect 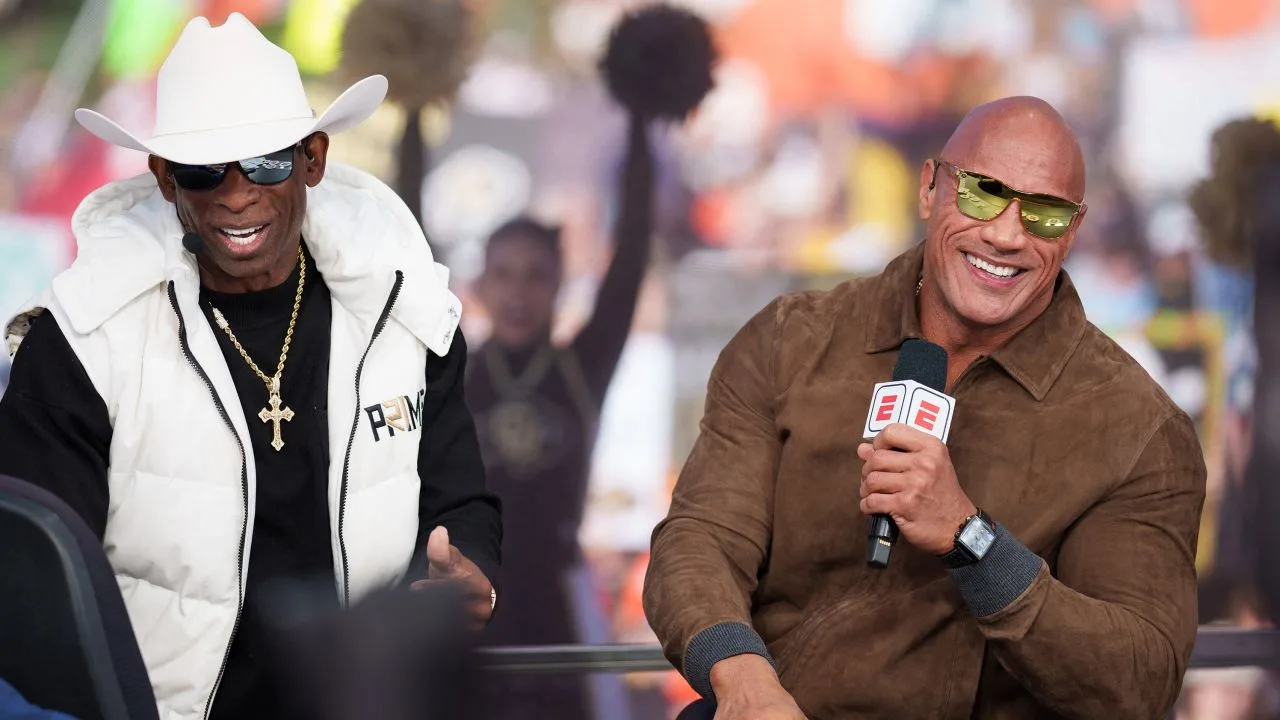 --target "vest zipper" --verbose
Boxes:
[166,283,250,720]
[337,272,404,606]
